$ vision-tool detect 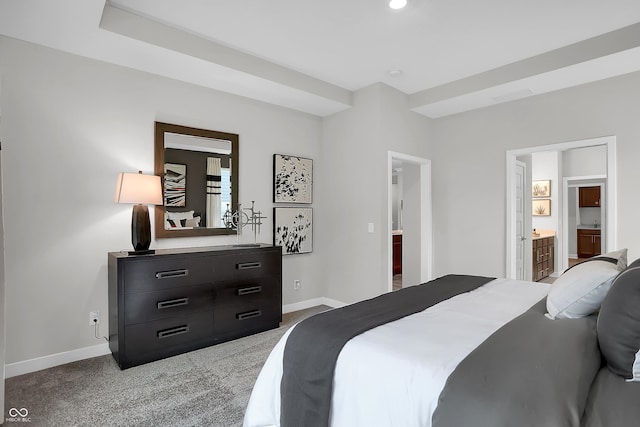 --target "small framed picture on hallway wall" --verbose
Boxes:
[532,199,551,216]
[532,180,550,198]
